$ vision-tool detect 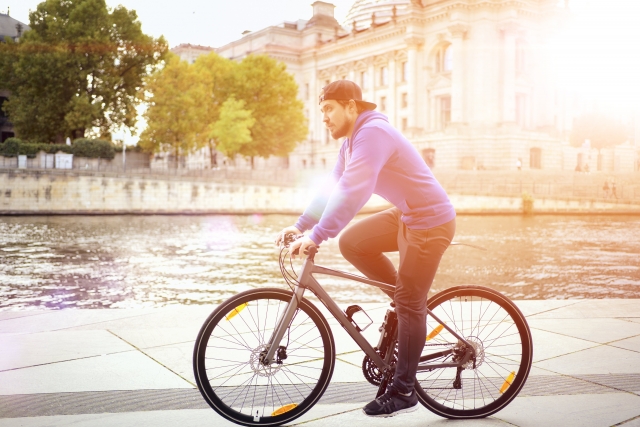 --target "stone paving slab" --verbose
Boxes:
[527,317,640,344]
[0,330,133,372]
[614,334,640,352]
[528,327,599,363]
[0,351,193,395]
[534,343,640,375]
[528,300,640,319]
